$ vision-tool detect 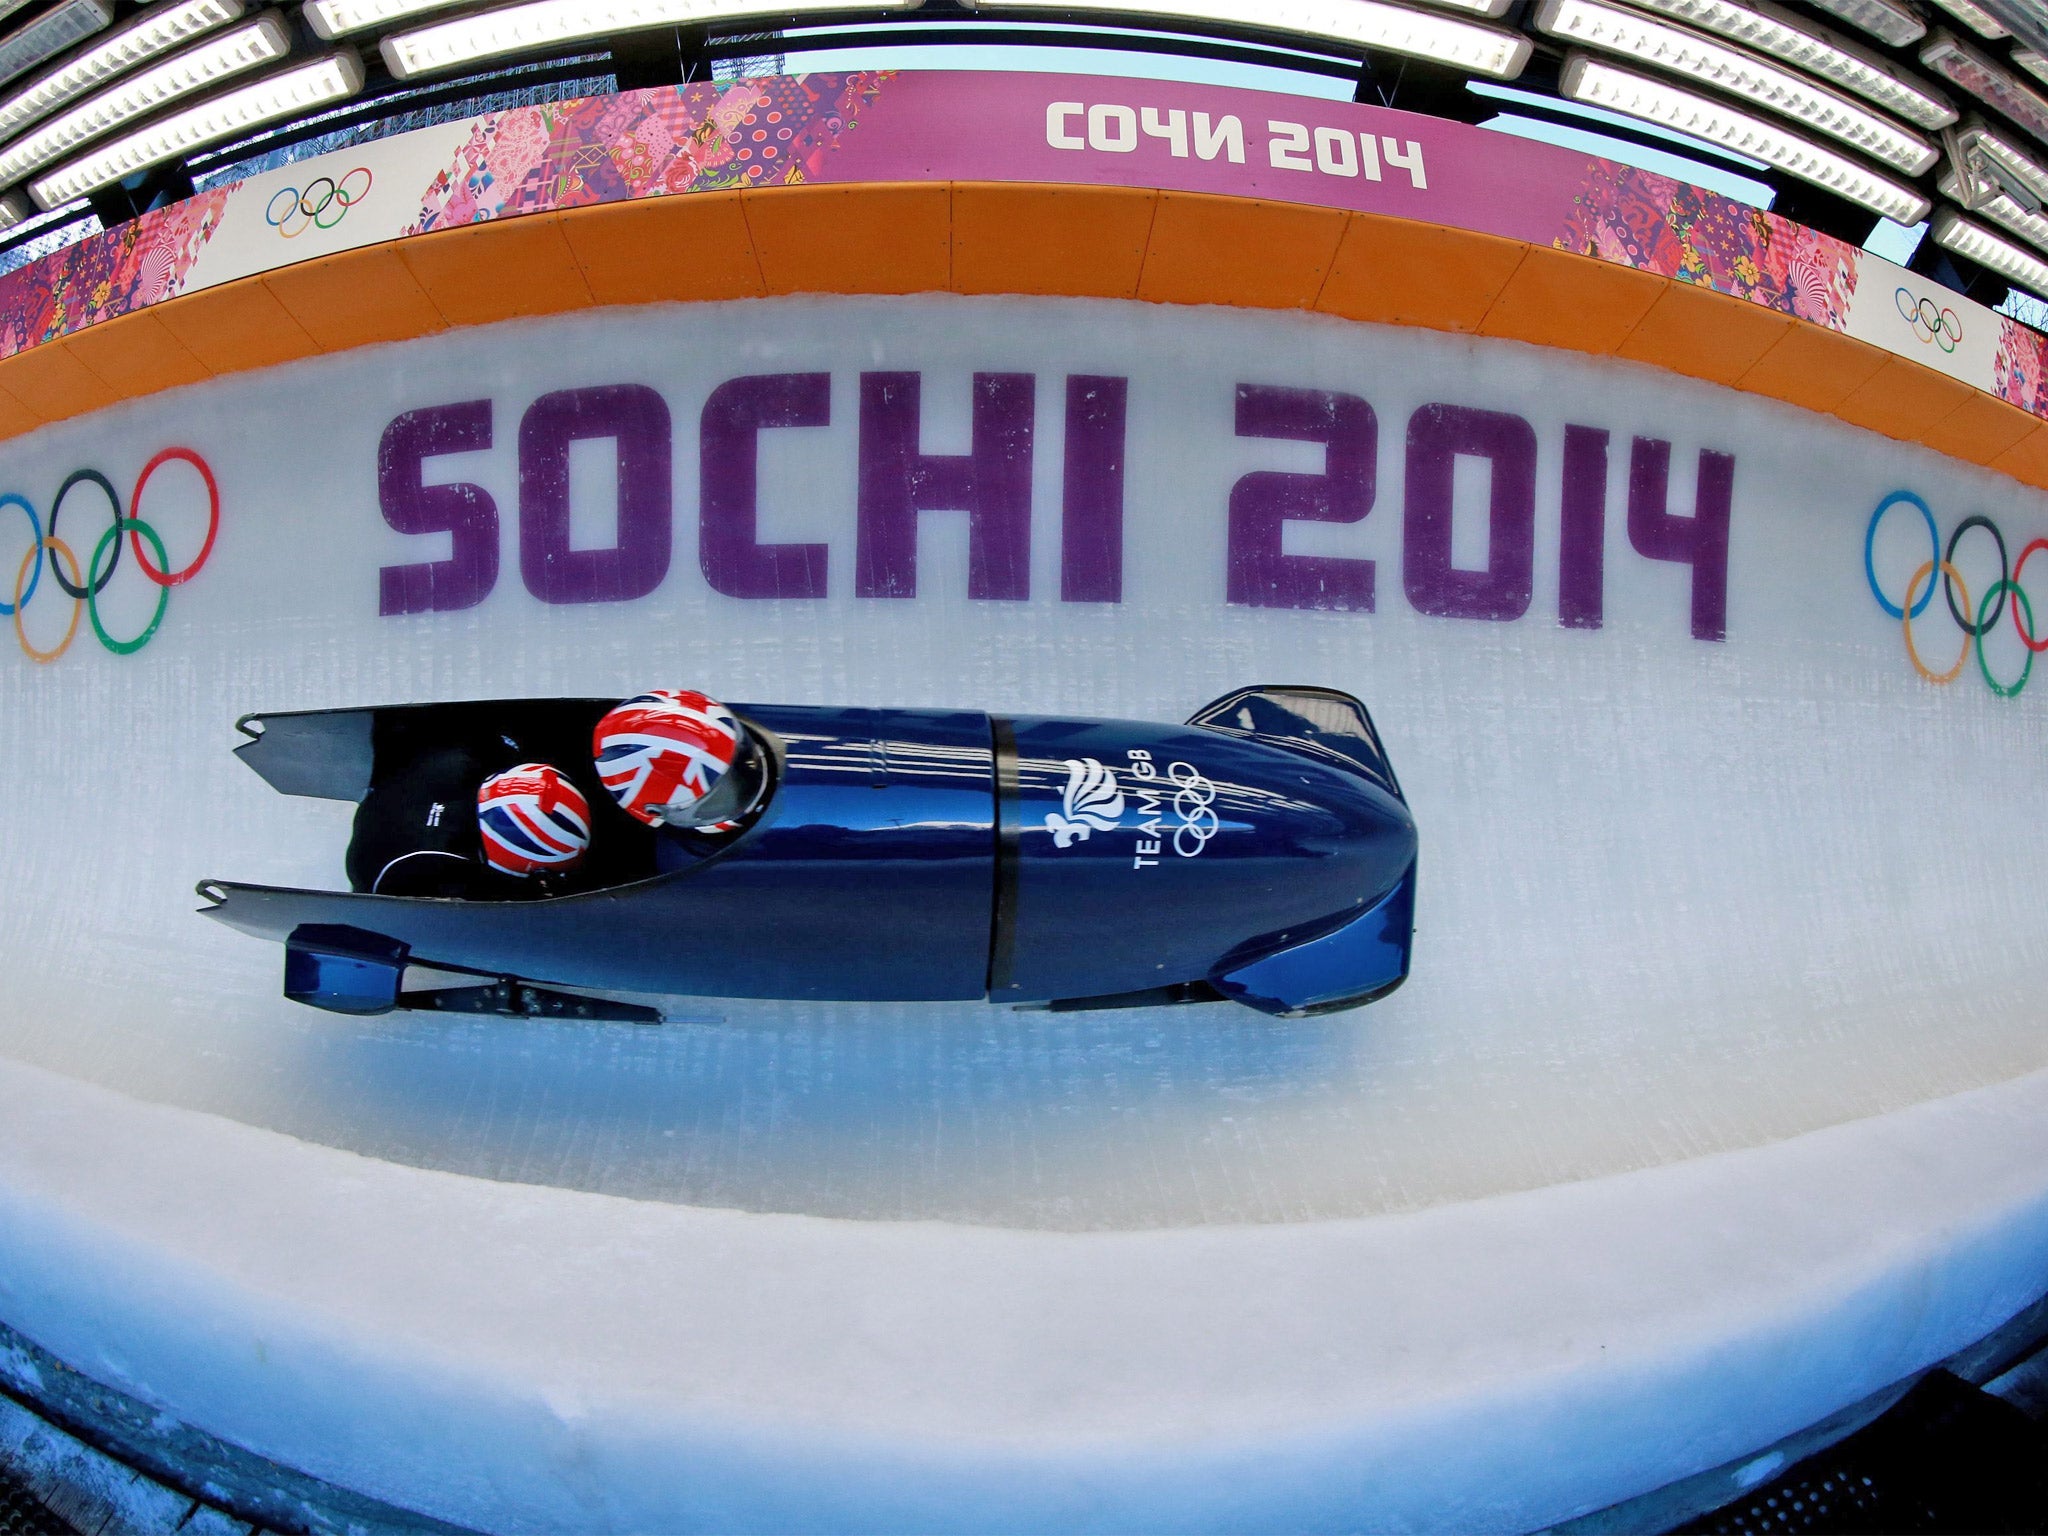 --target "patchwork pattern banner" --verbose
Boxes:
[0,70,2037,412]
